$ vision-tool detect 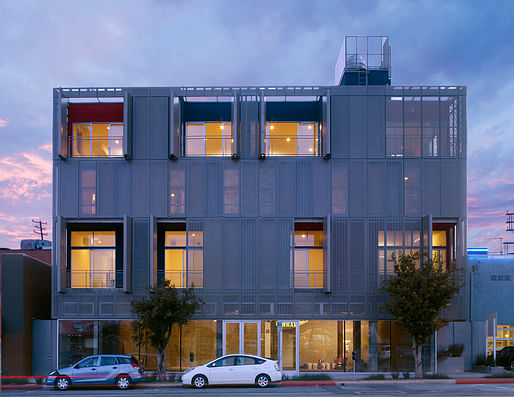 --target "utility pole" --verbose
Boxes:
[32,219,48,240]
